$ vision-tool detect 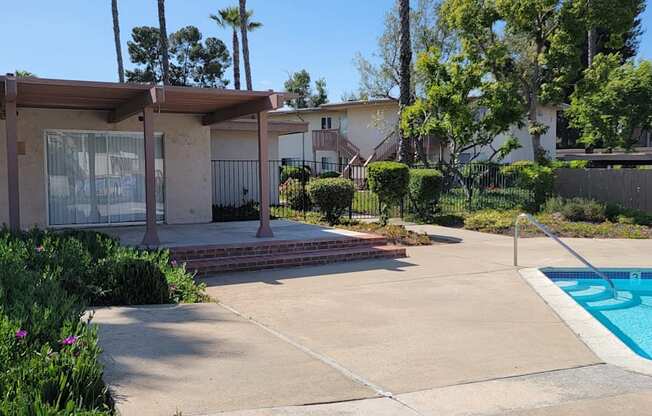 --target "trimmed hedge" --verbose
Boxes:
[318,170,341,179]
[280,165,310,184]
[282,178,313,211]
[367,161,410,225]
[408,168,443,220]
[307,178,355,225]
[500,161,554,211]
